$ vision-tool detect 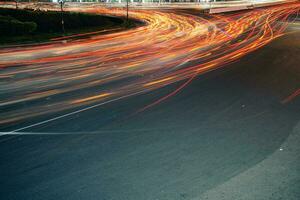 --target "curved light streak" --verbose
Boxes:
[0,3,299,126]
